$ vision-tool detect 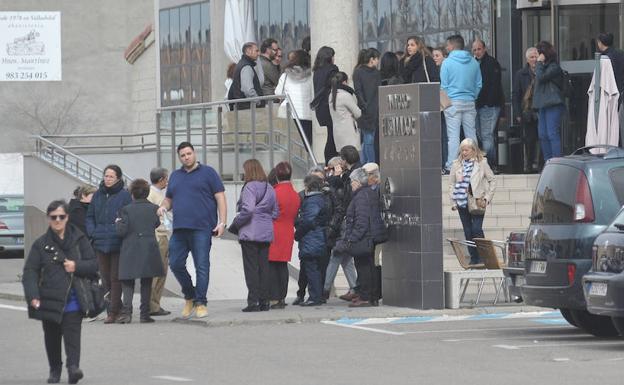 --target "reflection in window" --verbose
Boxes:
[160,1,211,107]
[359,0,492,52]
[254,0,309,57]
[558,5,619,61]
